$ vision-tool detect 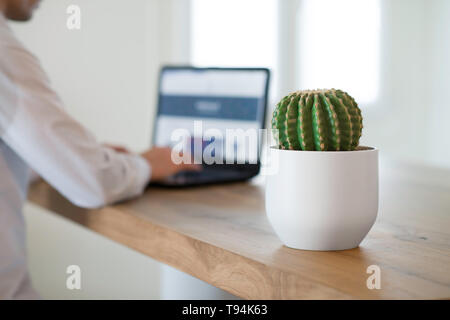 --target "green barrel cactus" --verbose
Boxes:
[271,89,363,151]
